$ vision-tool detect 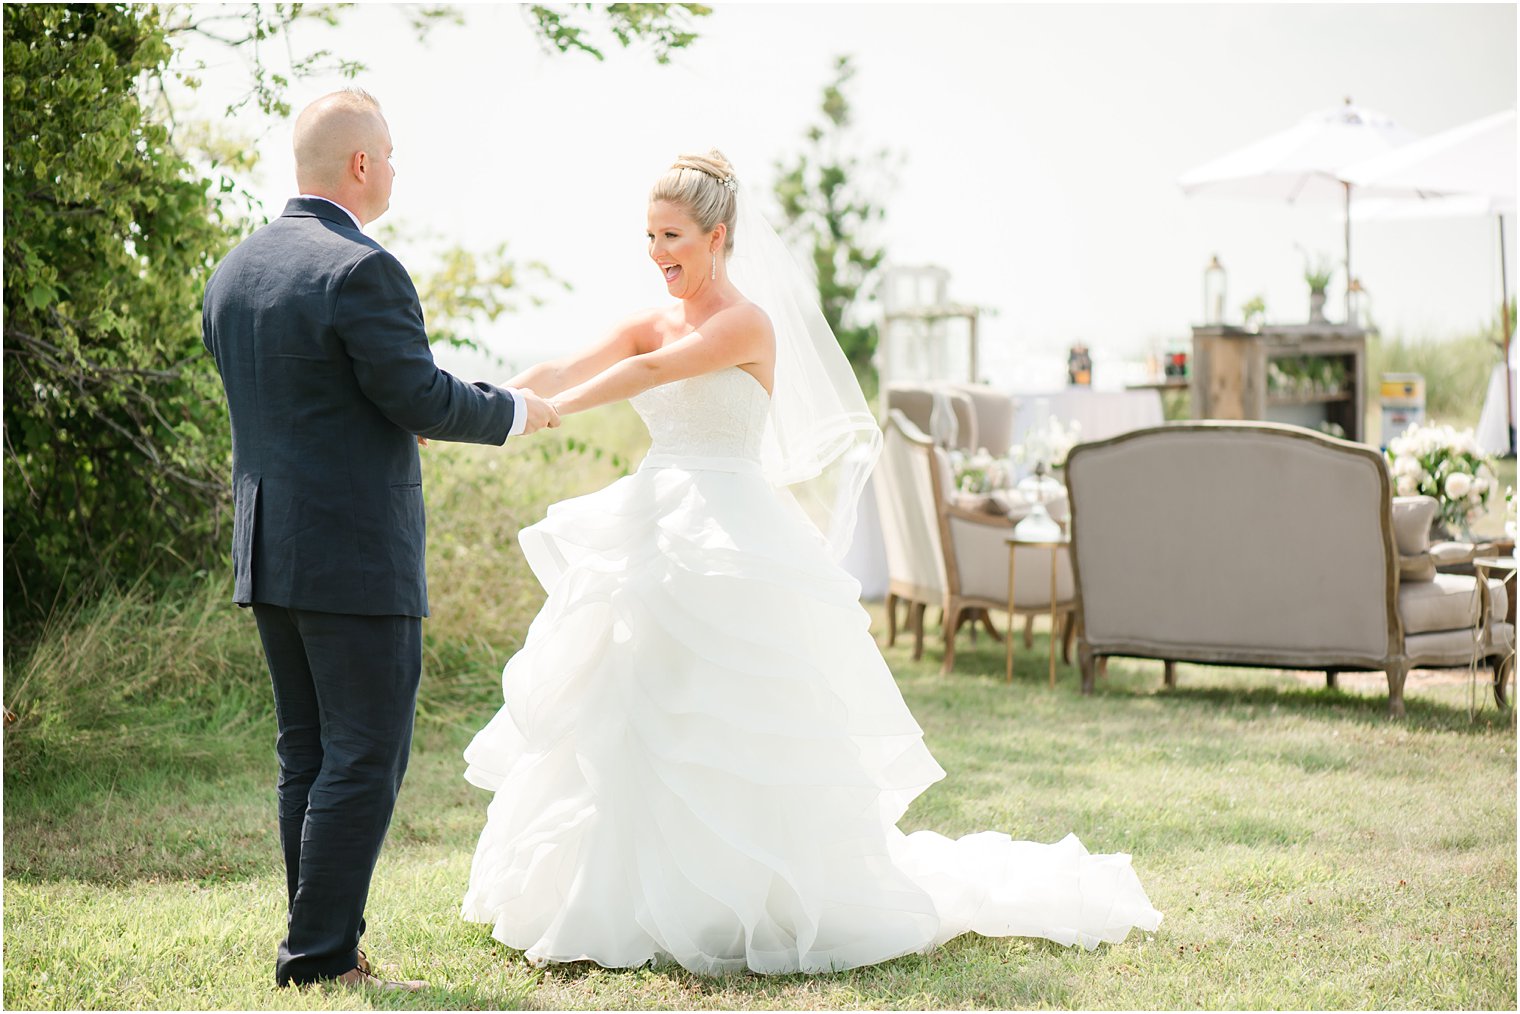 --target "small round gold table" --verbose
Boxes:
[1005,532,1071,688]
[1474,555,1517,711]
